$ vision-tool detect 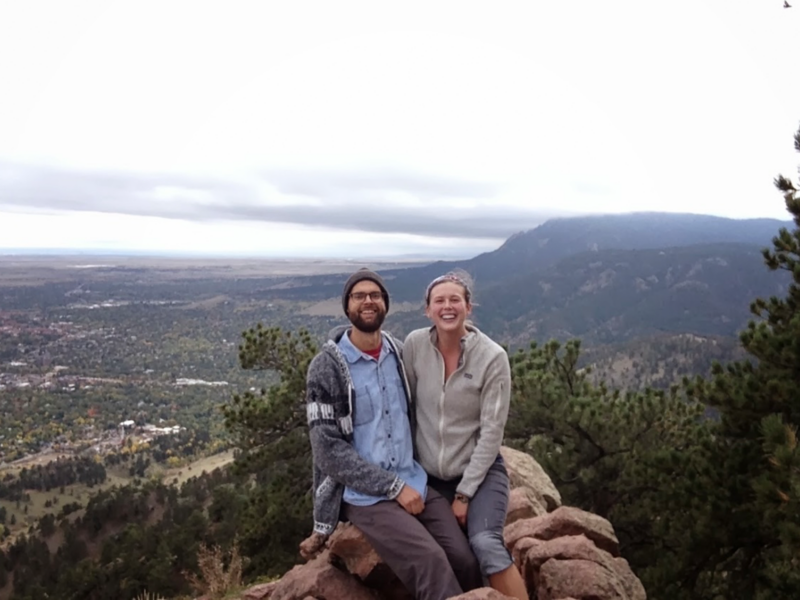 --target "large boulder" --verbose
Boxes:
[226,447,646,600]
[514,535,645,600]
[504,506,620,557]
[500,446,562,517]
[268,554,379,600]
